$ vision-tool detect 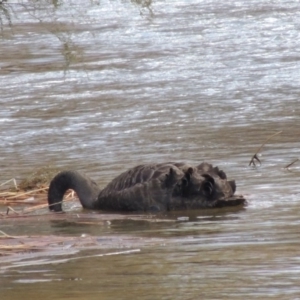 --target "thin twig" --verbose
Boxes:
[249,131,282,167]
[284,158,299,169]
[6,206,19,215]
[0,178,18,189]
[22,199,72,213]
[6,187,48,199]
[22,203,50,213]
[0,230,11,238]
[0,191,19,196]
